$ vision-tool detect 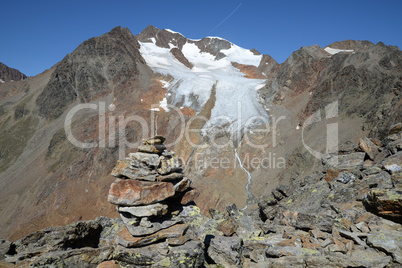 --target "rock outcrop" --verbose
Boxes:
[0,62,26,82]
